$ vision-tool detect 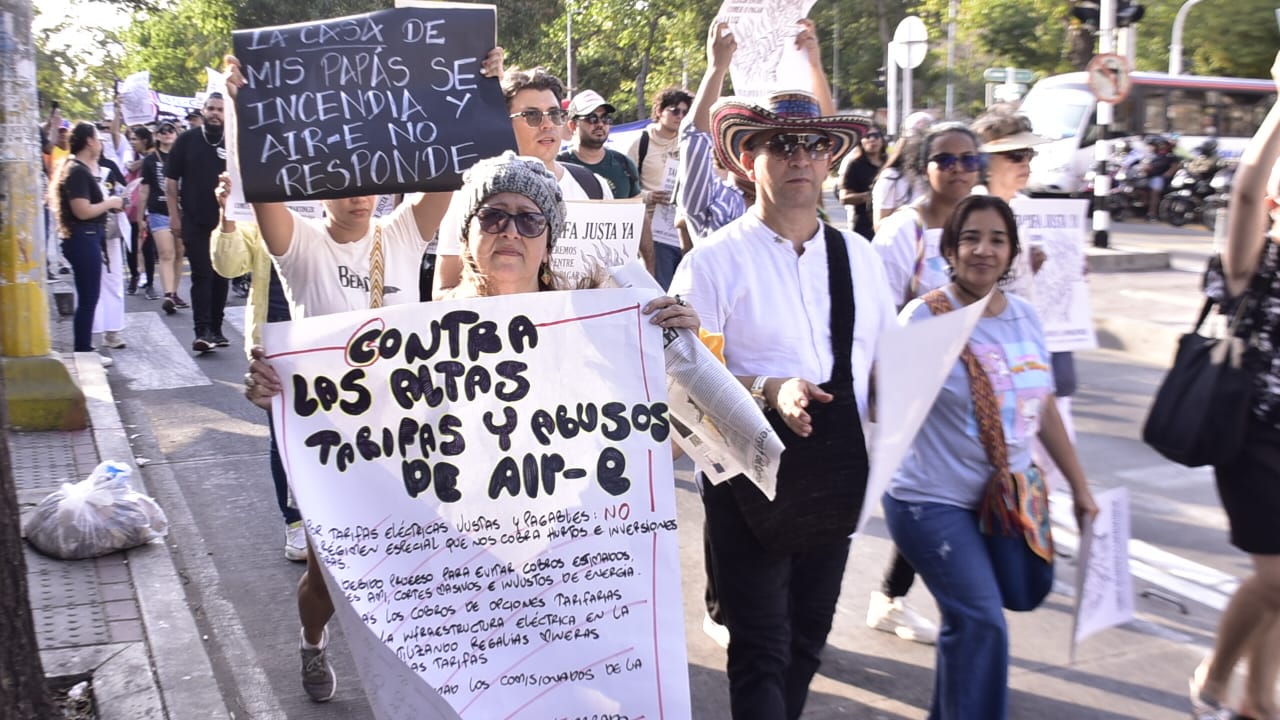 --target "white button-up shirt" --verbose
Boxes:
[669,211,895,420]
